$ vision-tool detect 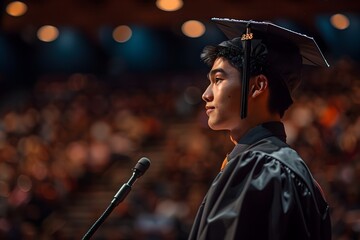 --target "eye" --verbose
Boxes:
[214,77,223,84]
